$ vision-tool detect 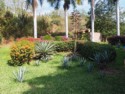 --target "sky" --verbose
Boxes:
[5,0,125,15]
[37,0,125,15]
